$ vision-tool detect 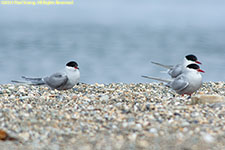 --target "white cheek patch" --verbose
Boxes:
[66,66,76,71]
